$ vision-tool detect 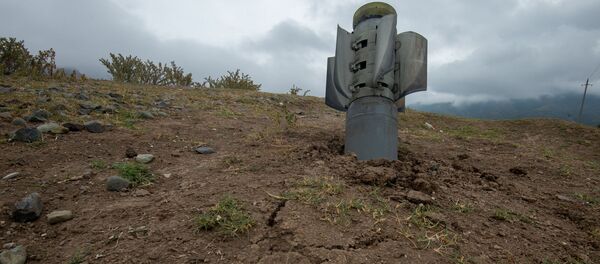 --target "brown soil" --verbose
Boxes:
[1,78,599,263]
